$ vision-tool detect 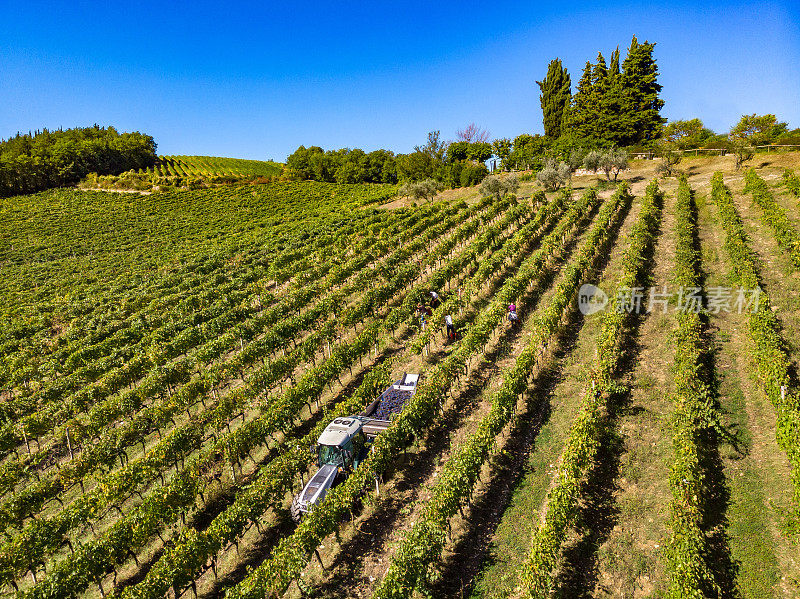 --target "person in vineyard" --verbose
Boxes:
[429,291,441,309]
[417,303,428,330]
[445,314,456,340]
[508,303,519,328]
